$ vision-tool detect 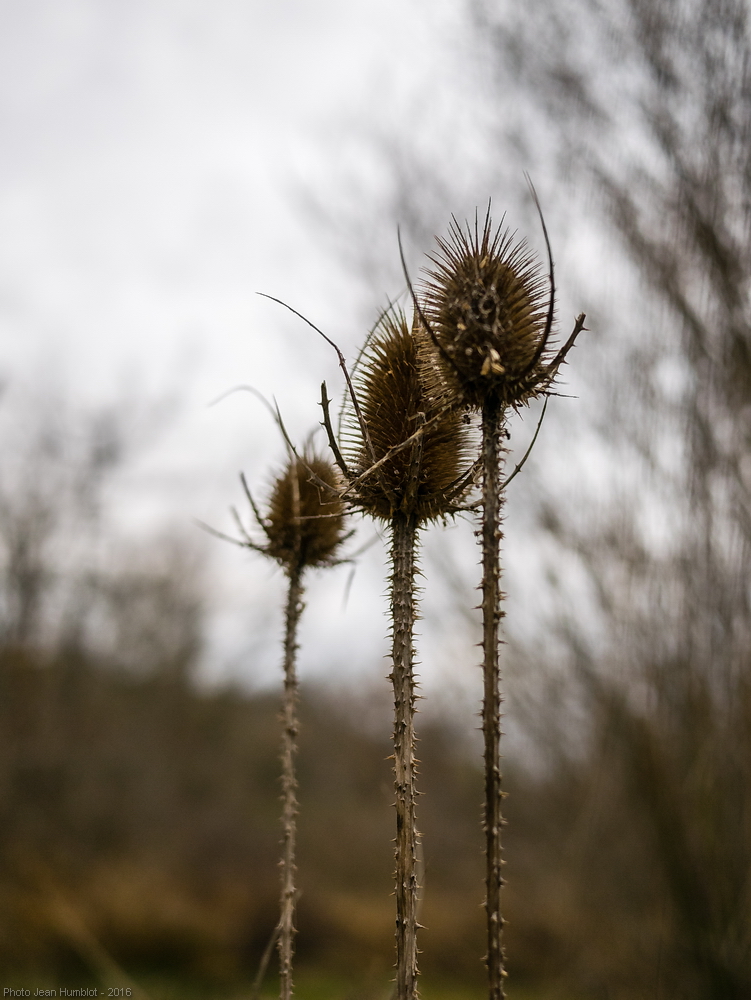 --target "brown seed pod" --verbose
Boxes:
[341,307,473,522]
[264,454,346,571]
[421,213,555,410]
